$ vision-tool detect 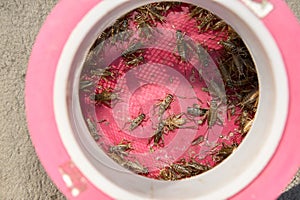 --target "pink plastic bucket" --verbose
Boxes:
[26,0,300,199]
